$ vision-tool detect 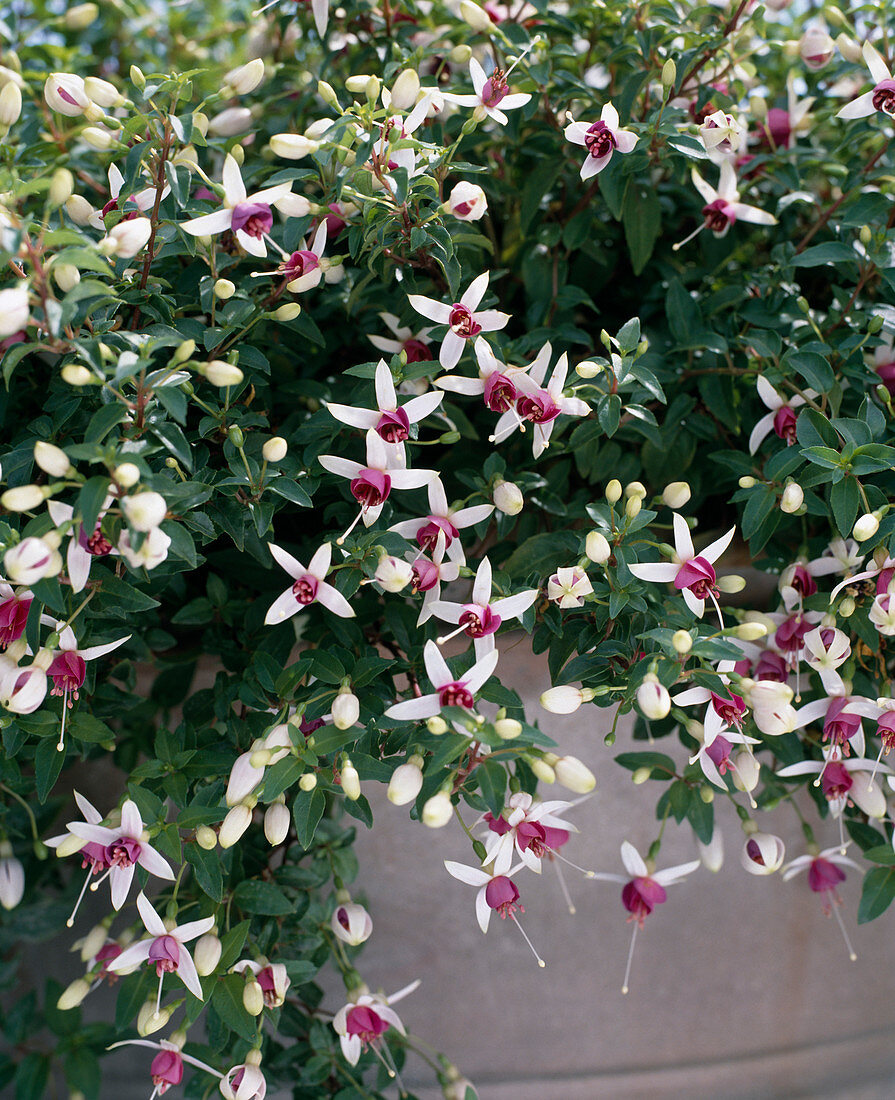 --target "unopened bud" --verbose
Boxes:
[625,481,647,499]
[427,716,448,736]
[735,622,767,641]
[332,689,359,730]
[34,441,72,477]
[374,554,413,592]
[636,674,671,720]
[860,225,873,246]
[585,531,611,564]
[201,360,244,387]
[780,482,804,513]
[662,481,690,509]
[57,978,91,1010]
[662,58,677,90]
[138,999,176,1035]
[340,760,361,800]
[854,513,880,541]
[214,278,236,300]
[51,169,75,207]
[605,479,622,504]
[264,801,290,845]
[317,80,340,109]
[625,496,642,520]
[0,81,22,127]
[672,630,693,654]
[224,58,265,96]
[494,718,522,739]
[270,133,320,160]
[193,932,222,976]
[553,756,595,793]
[738,475,756,489]
[64,2,99,29]
[632,766,653,784]
[493,479,523,516]
[243,980,264,1016]
[838,595,855,617]
[2,484,47,512]
[459,0,495,32]
[219,804,252,849]
[540,685,594,715]
[195,825,217,850]
[575,360,602,378]
[387,756,424,806]
[272,302,302,321]
[299,773,318,792]
[421,790,453,828]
